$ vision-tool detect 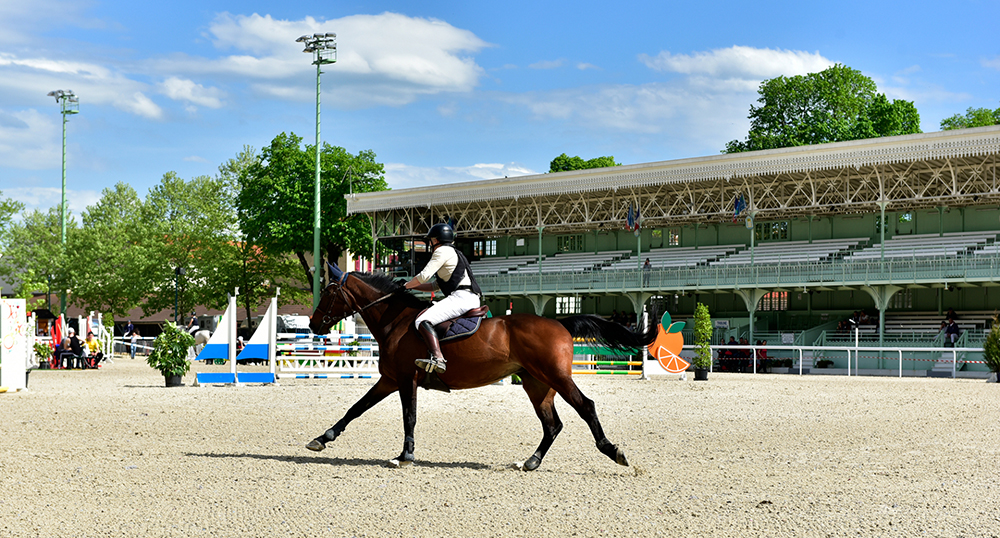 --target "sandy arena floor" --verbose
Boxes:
[1,357,999,537]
